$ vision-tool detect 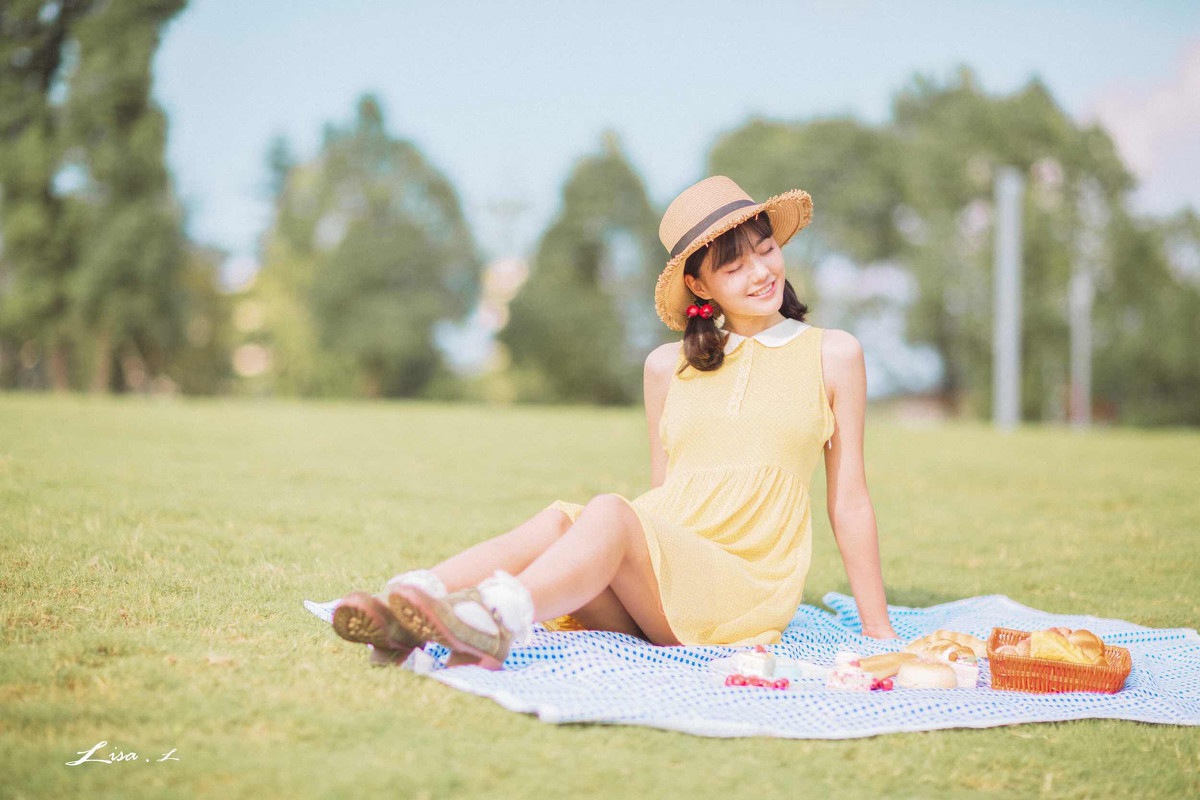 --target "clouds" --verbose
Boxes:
[1084,38,1200,216]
